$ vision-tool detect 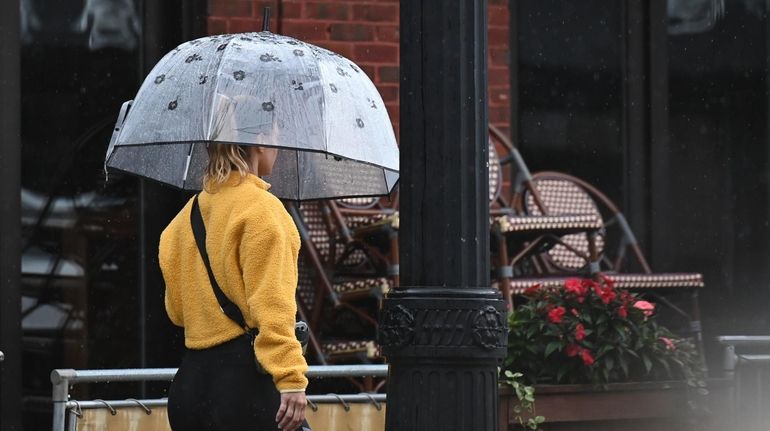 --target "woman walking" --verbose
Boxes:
[160,143,309,431]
